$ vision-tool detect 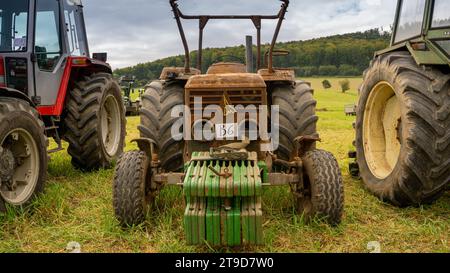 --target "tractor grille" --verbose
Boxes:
[186,89,267,117]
